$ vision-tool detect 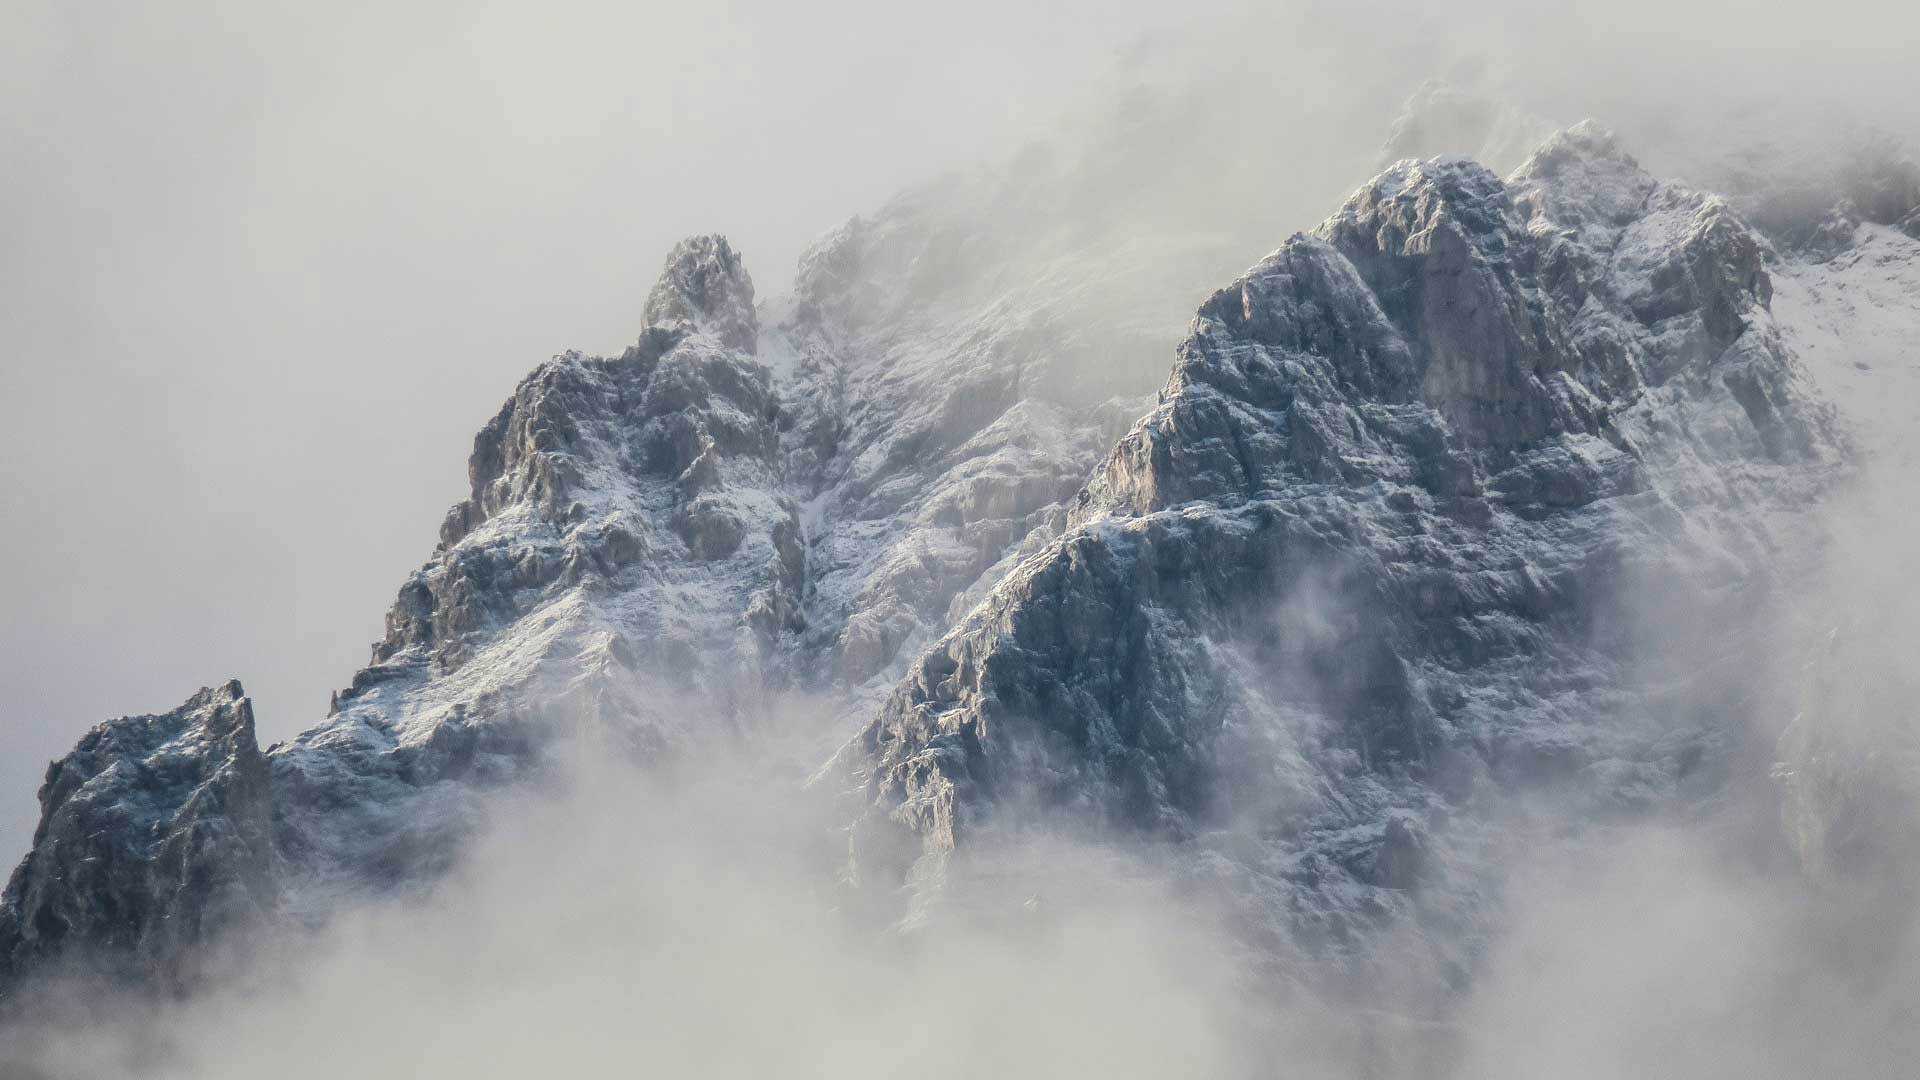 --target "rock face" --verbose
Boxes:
[276,235,803,888]
[1768,216,1920,894]
[643,234,760,354]
[771,211,1151,702]
[845,125,1840,950]
[0,682,273,984]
